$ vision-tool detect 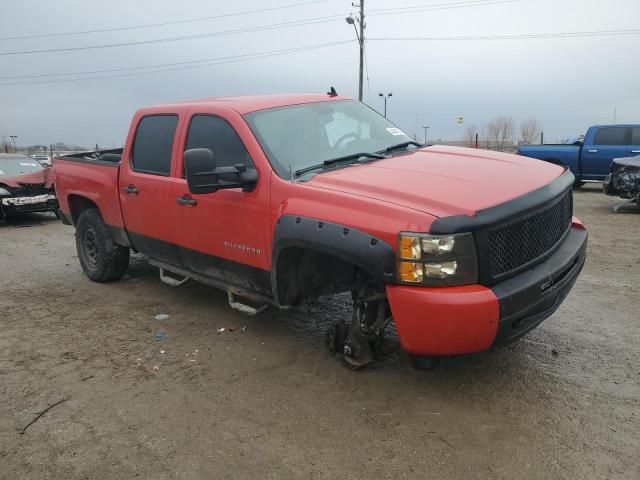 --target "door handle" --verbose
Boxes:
[631,150,640,153]
[587,149,598,153]
[176,195,197,206]
[122,184,139,194]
